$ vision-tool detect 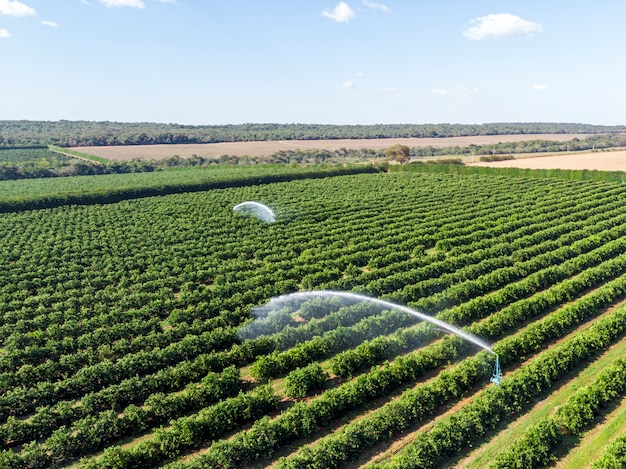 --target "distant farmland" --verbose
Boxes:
[73,134,592,161]
[470,148,626,171]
